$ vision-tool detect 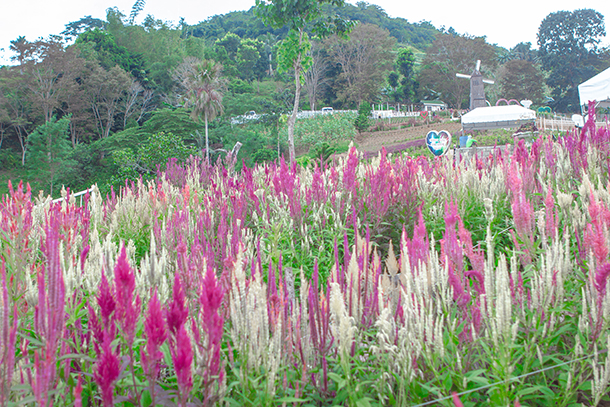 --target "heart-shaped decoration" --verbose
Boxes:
[426,130,452,156]
[420,110,429,118]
